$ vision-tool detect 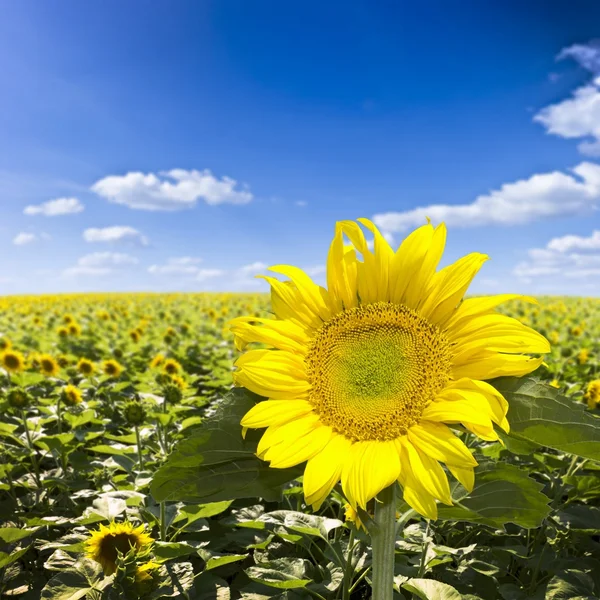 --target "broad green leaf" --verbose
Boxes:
[0,544,32,569]
[545,570,595,599]
[173,500,233,525]
[198,549,248,570]
[150,389,301,503]
[258,511,343,541]
[494,378,600,460]
[246,558,312,590]
[438,462,551,529]
[154,541,202,560]
[0,526,39,543]
[87,494,127,520]
[402,578,463,600]
[556,505,600,533]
